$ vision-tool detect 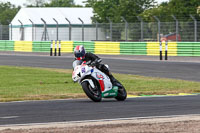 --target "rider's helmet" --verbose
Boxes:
[74,45,86,60]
